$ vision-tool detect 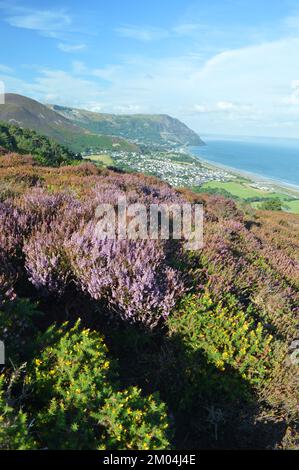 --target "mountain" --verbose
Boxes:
[0,94,139,153]
[48,105,204,147]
